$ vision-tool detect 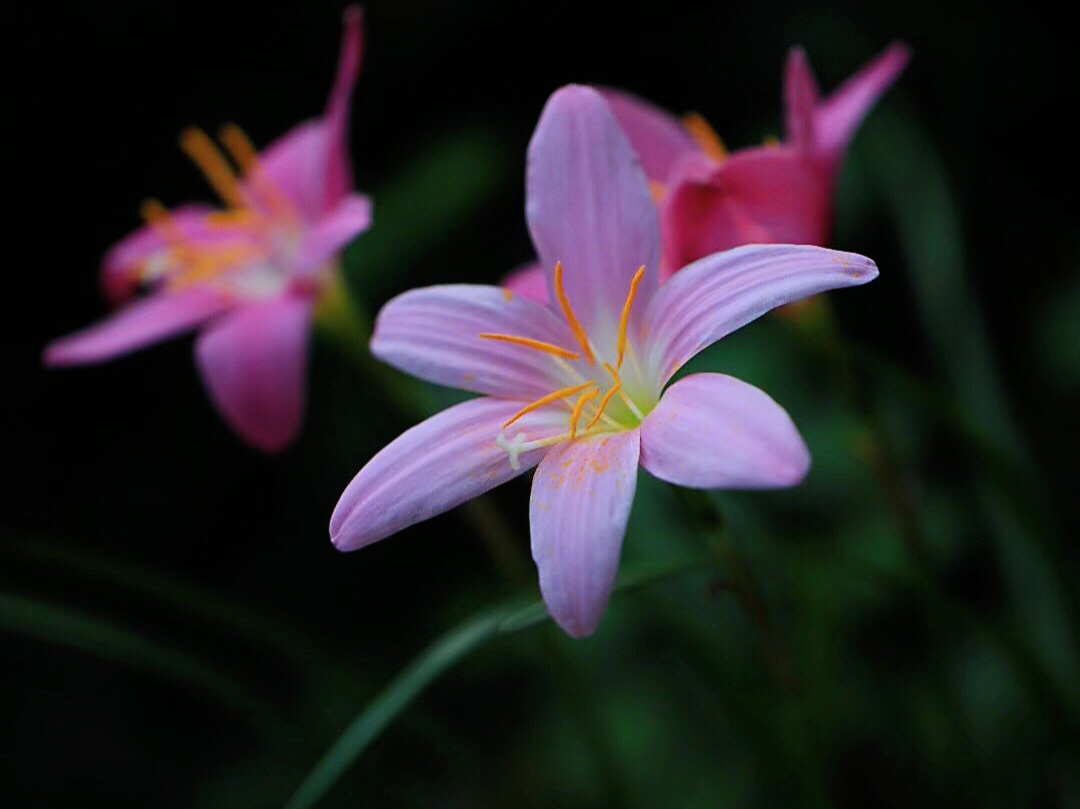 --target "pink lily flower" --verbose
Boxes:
[331,86,878,637]
[44,7,372,452]
[504,43,907,298]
